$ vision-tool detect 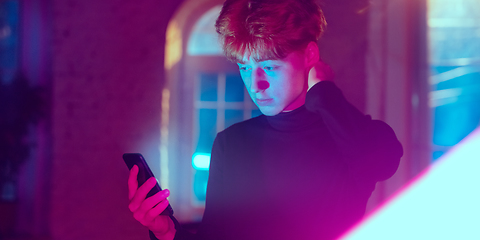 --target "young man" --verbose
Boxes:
[127,0,402,239]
